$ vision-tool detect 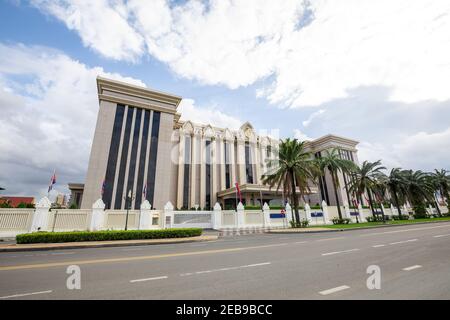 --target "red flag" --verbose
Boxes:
[235,182,242,203]
[48,170,56,193]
